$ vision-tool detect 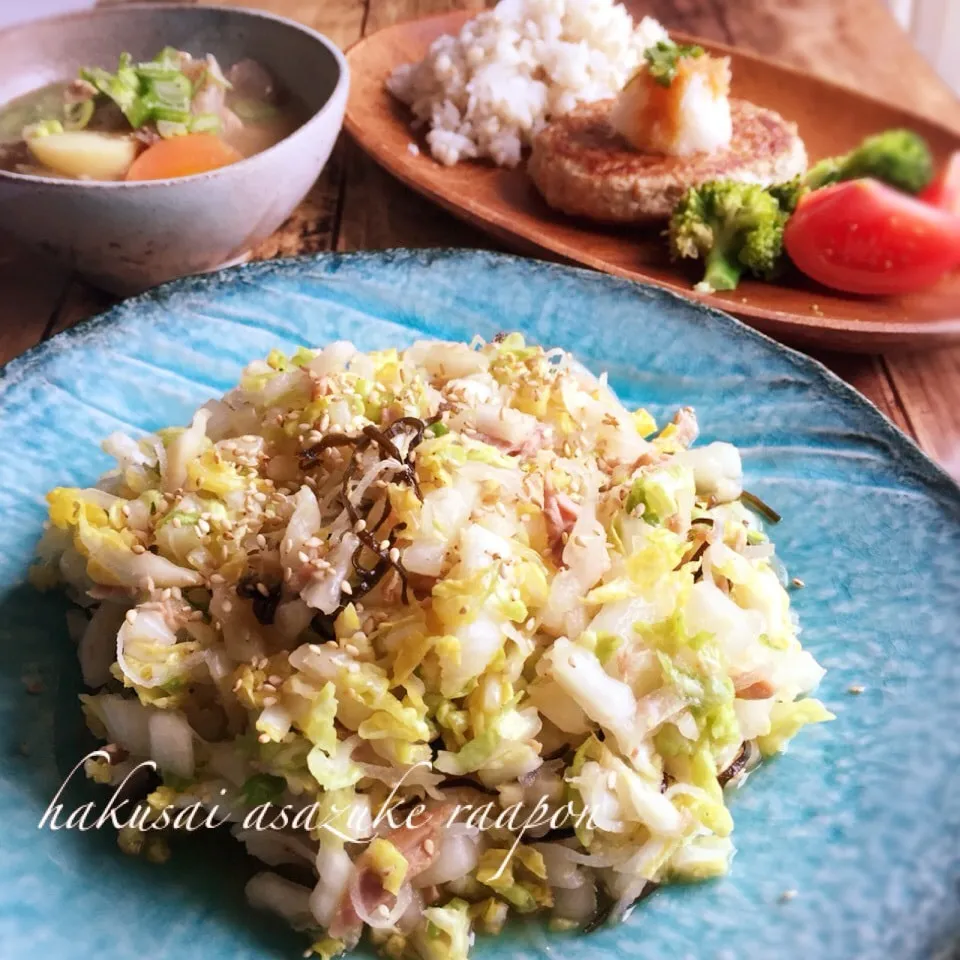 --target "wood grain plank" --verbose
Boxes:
[715,0,960,131]
[44,281,115,340]
[883,350,960,476]
[338,141,498,251]
[817,352,912,433]
[639,0,734,40]
[365,0,487,34]
[207,0,367,49]
[0,238,71,366]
